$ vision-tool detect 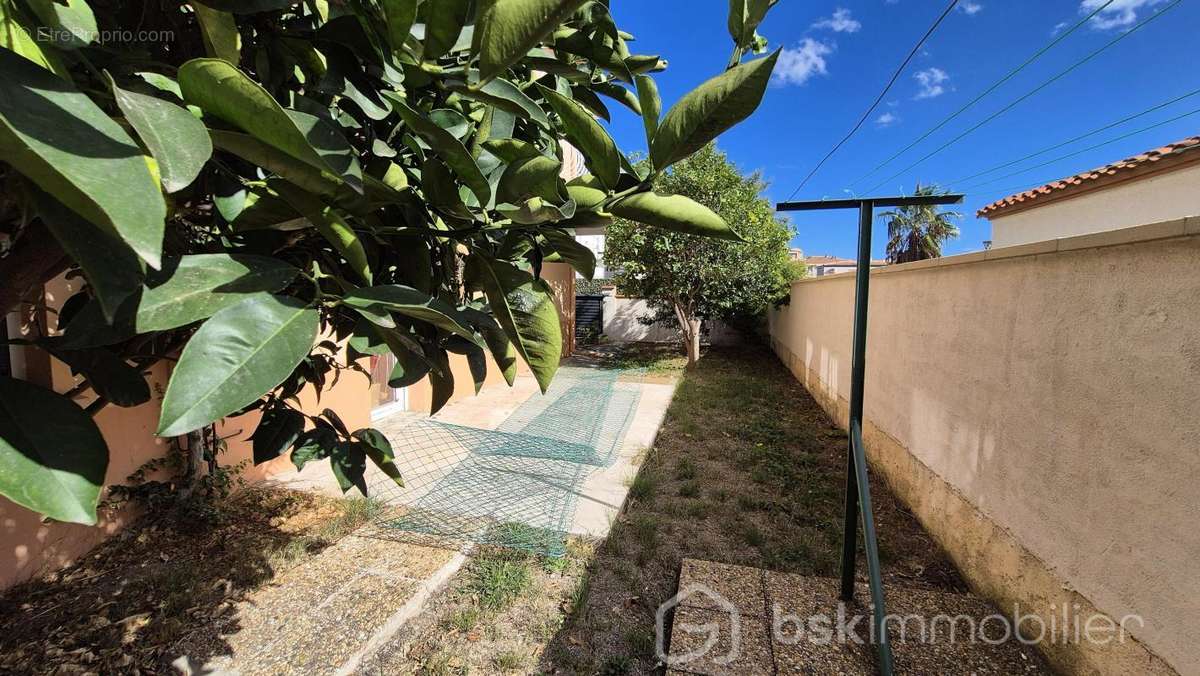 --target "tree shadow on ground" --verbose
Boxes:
[0,488,362,674]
